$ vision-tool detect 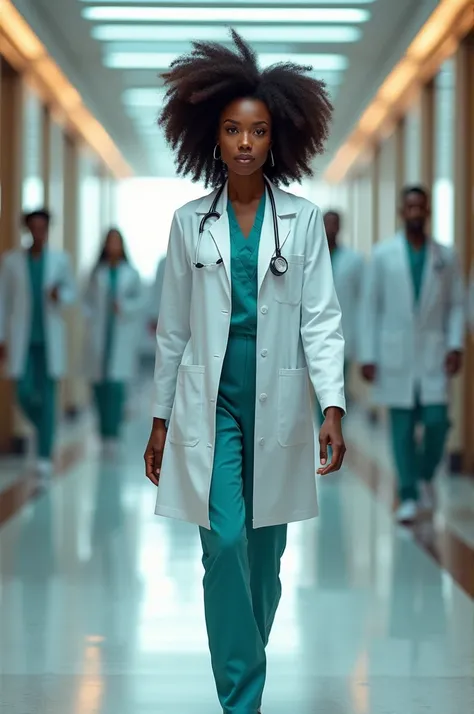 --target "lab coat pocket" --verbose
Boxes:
[273,255,304,306]
[380,331,405,370]
[168,365,205,447]
[278,367,310,447]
